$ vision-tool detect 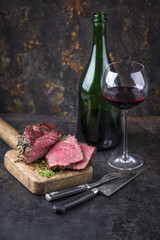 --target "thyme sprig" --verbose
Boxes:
[18,129,24,135]
[36,160,55,178]
[17,135,28,154]
[59,135,67,142]
[14,153,24,163]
